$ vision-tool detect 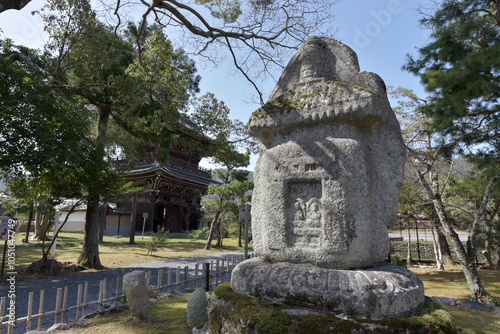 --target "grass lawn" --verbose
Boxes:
[52,294,192,334]
[410,265,500,334]
[9,232,250,280]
